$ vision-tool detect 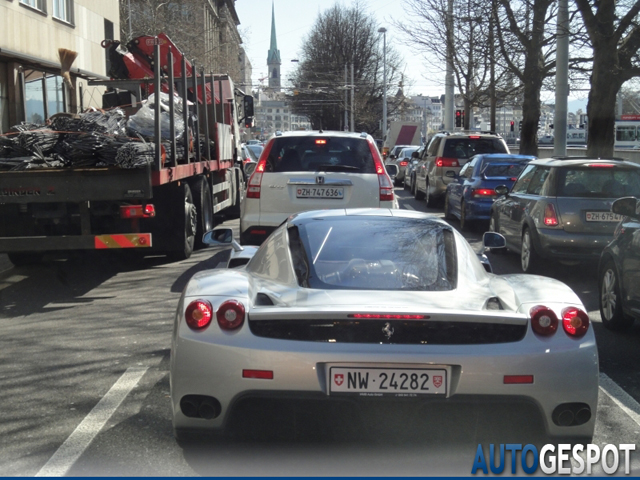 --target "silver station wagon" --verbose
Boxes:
[490,157,640,273]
